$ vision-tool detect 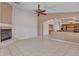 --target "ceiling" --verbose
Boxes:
[9,2,79,13]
